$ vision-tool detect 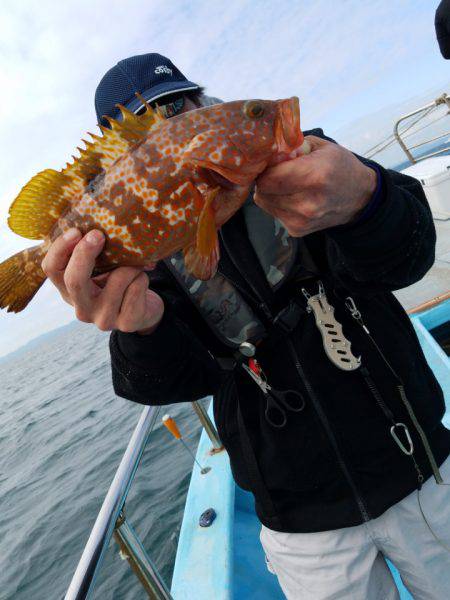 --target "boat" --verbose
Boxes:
[64,95,450,600]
